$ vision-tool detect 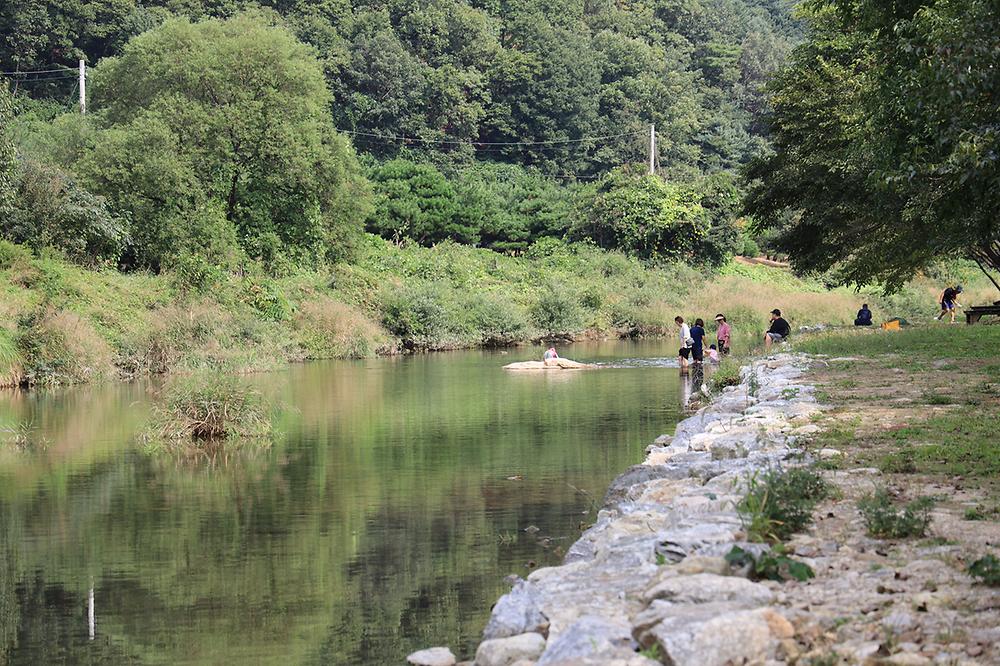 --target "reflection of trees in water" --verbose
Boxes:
[0,353,682,664]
